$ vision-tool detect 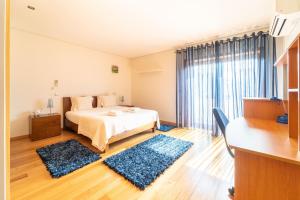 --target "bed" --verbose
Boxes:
[63,96,159,152]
